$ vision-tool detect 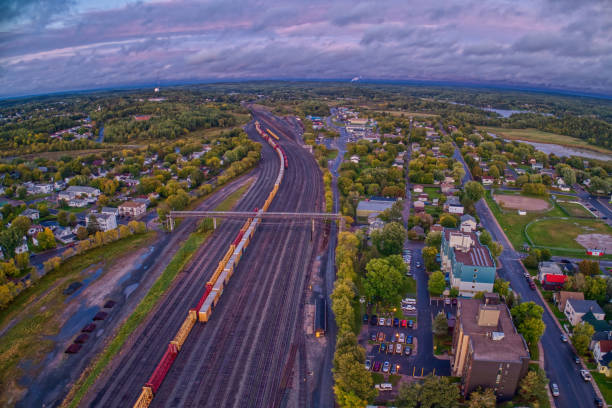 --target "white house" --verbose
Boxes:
[482,177,494,185]
[21,208,39,221]
[564,299,605,326]
[87,213,117,232]
[58,186,101,201]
